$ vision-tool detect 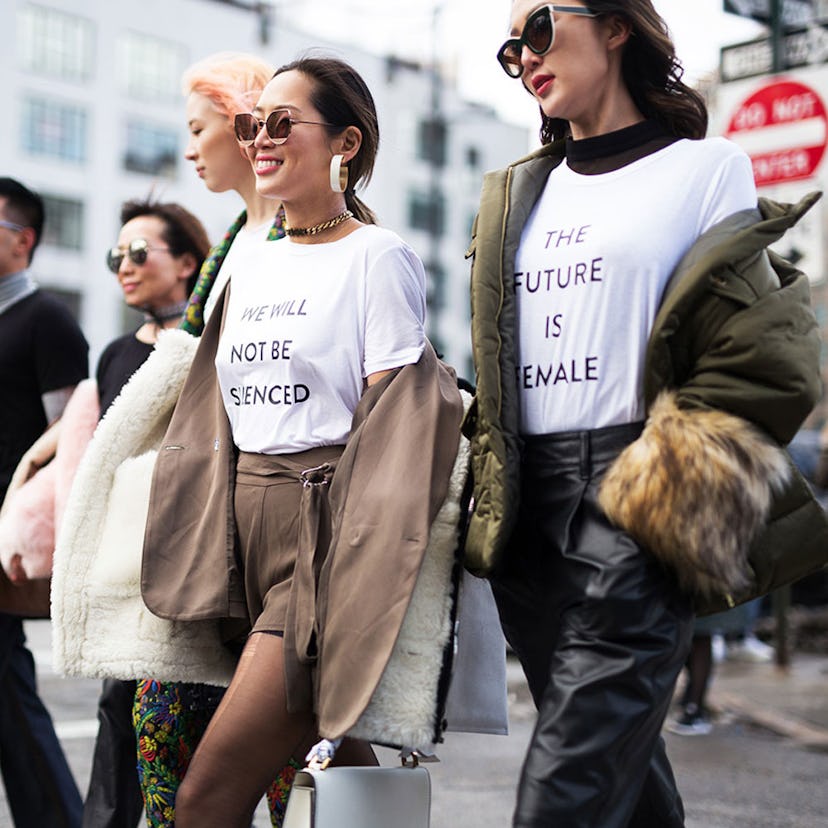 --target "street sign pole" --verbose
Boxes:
[772,0,784,71]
